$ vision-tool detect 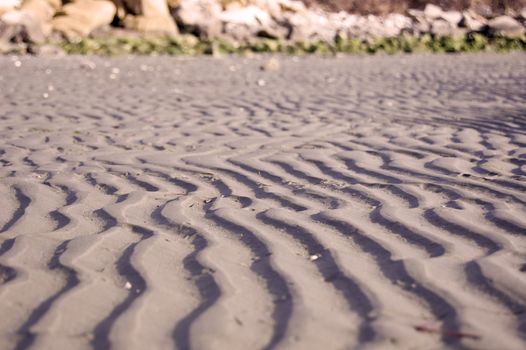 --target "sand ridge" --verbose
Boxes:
[0,53,525,349]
